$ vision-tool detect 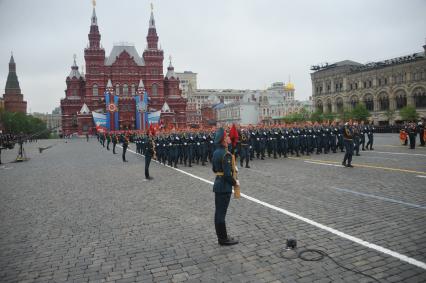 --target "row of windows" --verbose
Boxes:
[316,71,426,95]
[319,94,426,112]
[91,83,159,96]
